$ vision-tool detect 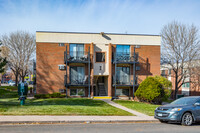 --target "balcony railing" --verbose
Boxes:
[112,52,138,63]
[112,75,138,86]
[65,75,89,86]
[64,51,90,63]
